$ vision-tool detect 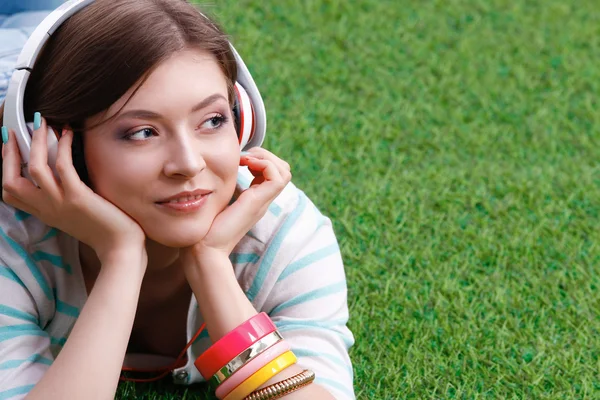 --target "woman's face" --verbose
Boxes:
[83,49,240,248]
